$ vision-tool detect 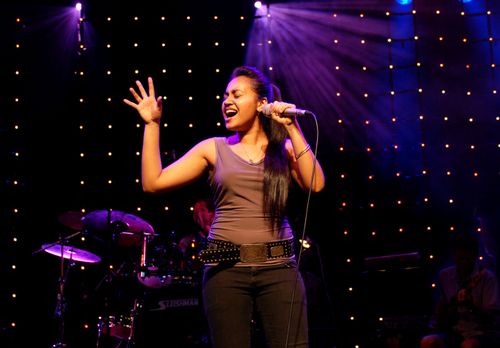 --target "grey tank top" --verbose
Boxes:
[207,137,293,252]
